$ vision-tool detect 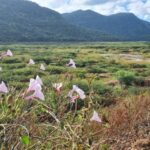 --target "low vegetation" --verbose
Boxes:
[0,42,150,149]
